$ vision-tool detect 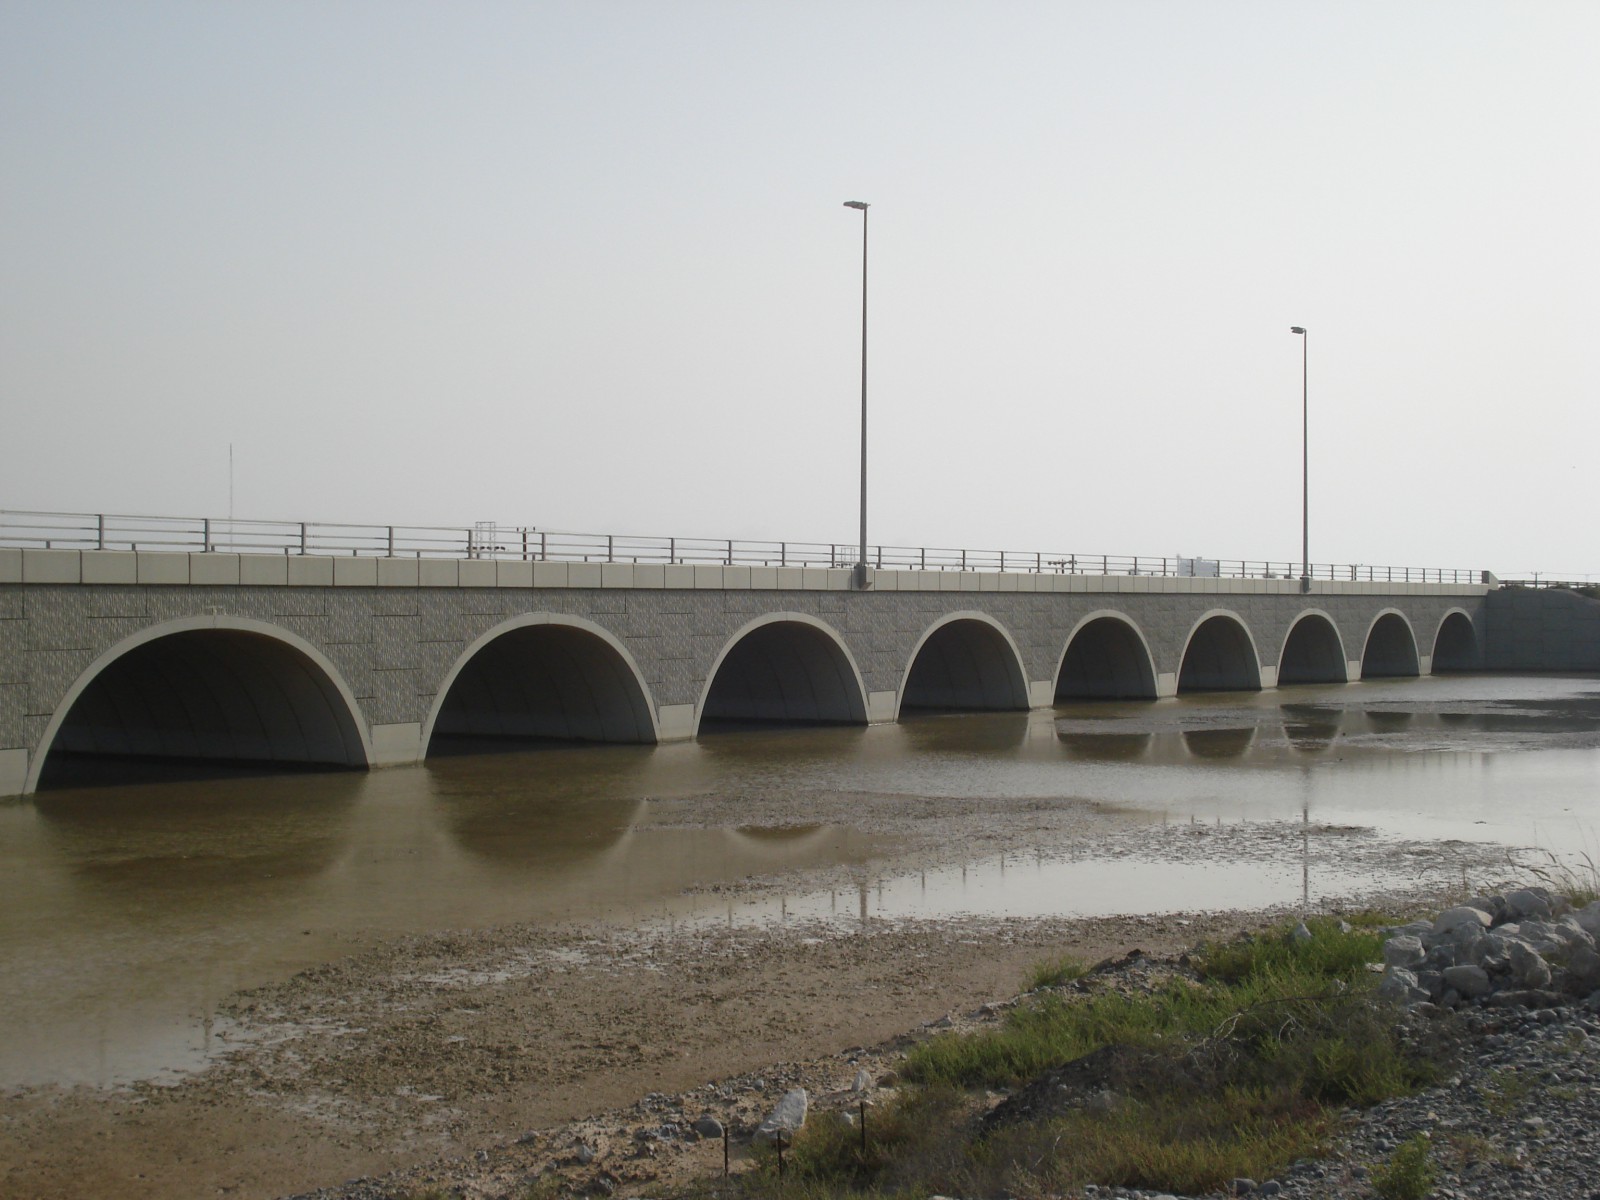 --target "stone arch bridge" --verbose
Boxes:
[0,547,1501,797]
